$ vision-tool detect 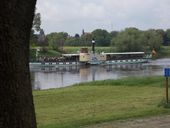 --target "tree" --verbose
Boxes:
[155,29,166,45]
[30,11,41,46]
[92,29,111,46]
[30,29,38,46]
[75,33,80,38]
[32,12,41,32]
[110,31,119,39]
[80,32,93,46]
[37,29,48,46]
[113,28,146,52]
[110,31,119,46]
[65,37,78,46]
[0,0,37,128]
[47,32,68,50]
[144,30,163,51]
[165,29,170,45]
